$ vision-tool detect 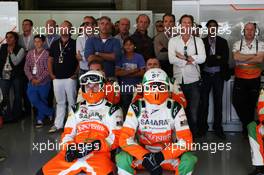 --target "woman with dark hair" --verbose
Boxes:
[0,31,25,123]
[24,34,54,128]
[115,37,145,114]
